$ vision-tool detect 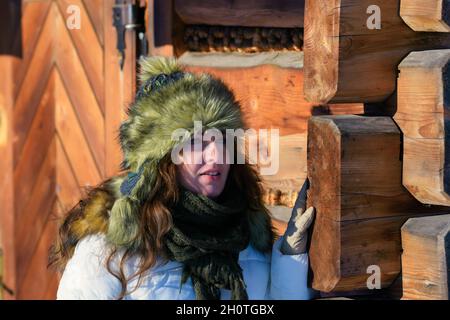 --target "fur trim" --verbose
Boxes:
[71,189,112,237]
